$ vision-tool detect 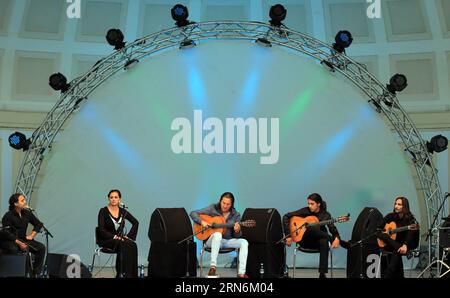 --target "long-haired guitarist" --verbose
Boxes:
[189,192,249,278]
[282,193,343,278]
[376,196,419,278]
